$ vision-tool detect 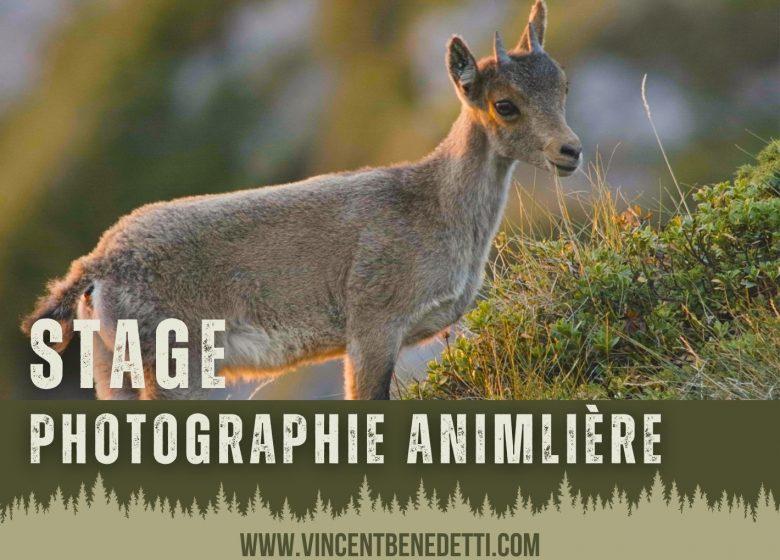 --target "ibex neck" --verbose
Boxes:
[431,108,516,236]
